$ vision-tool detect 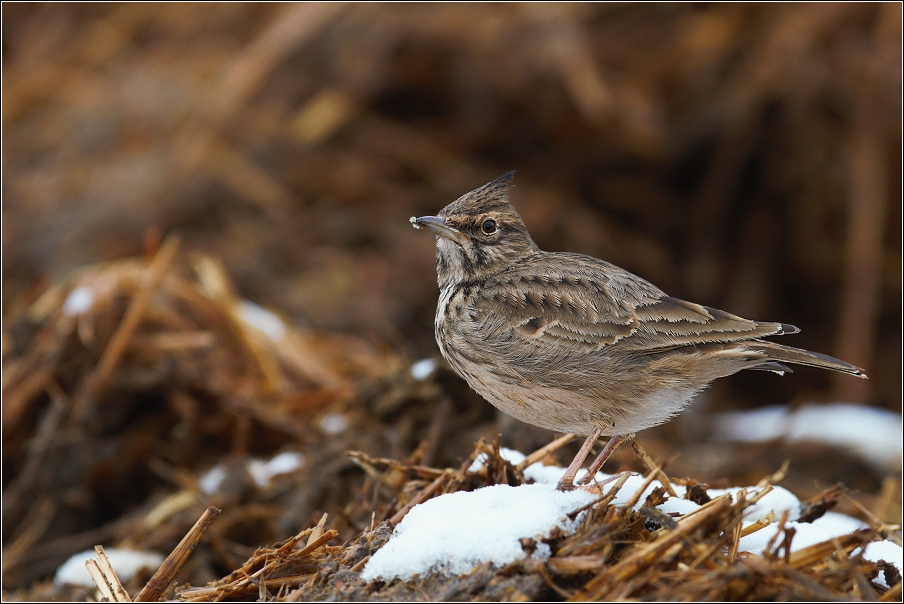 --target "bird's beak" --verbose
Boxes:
[410,215,465,243]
